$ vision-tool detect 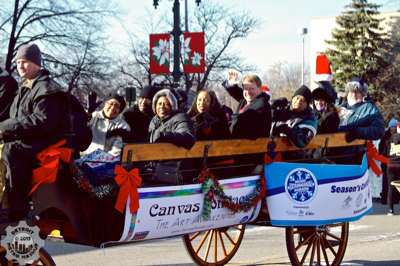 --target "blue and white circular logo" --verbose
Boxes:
[285,168,318,204]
